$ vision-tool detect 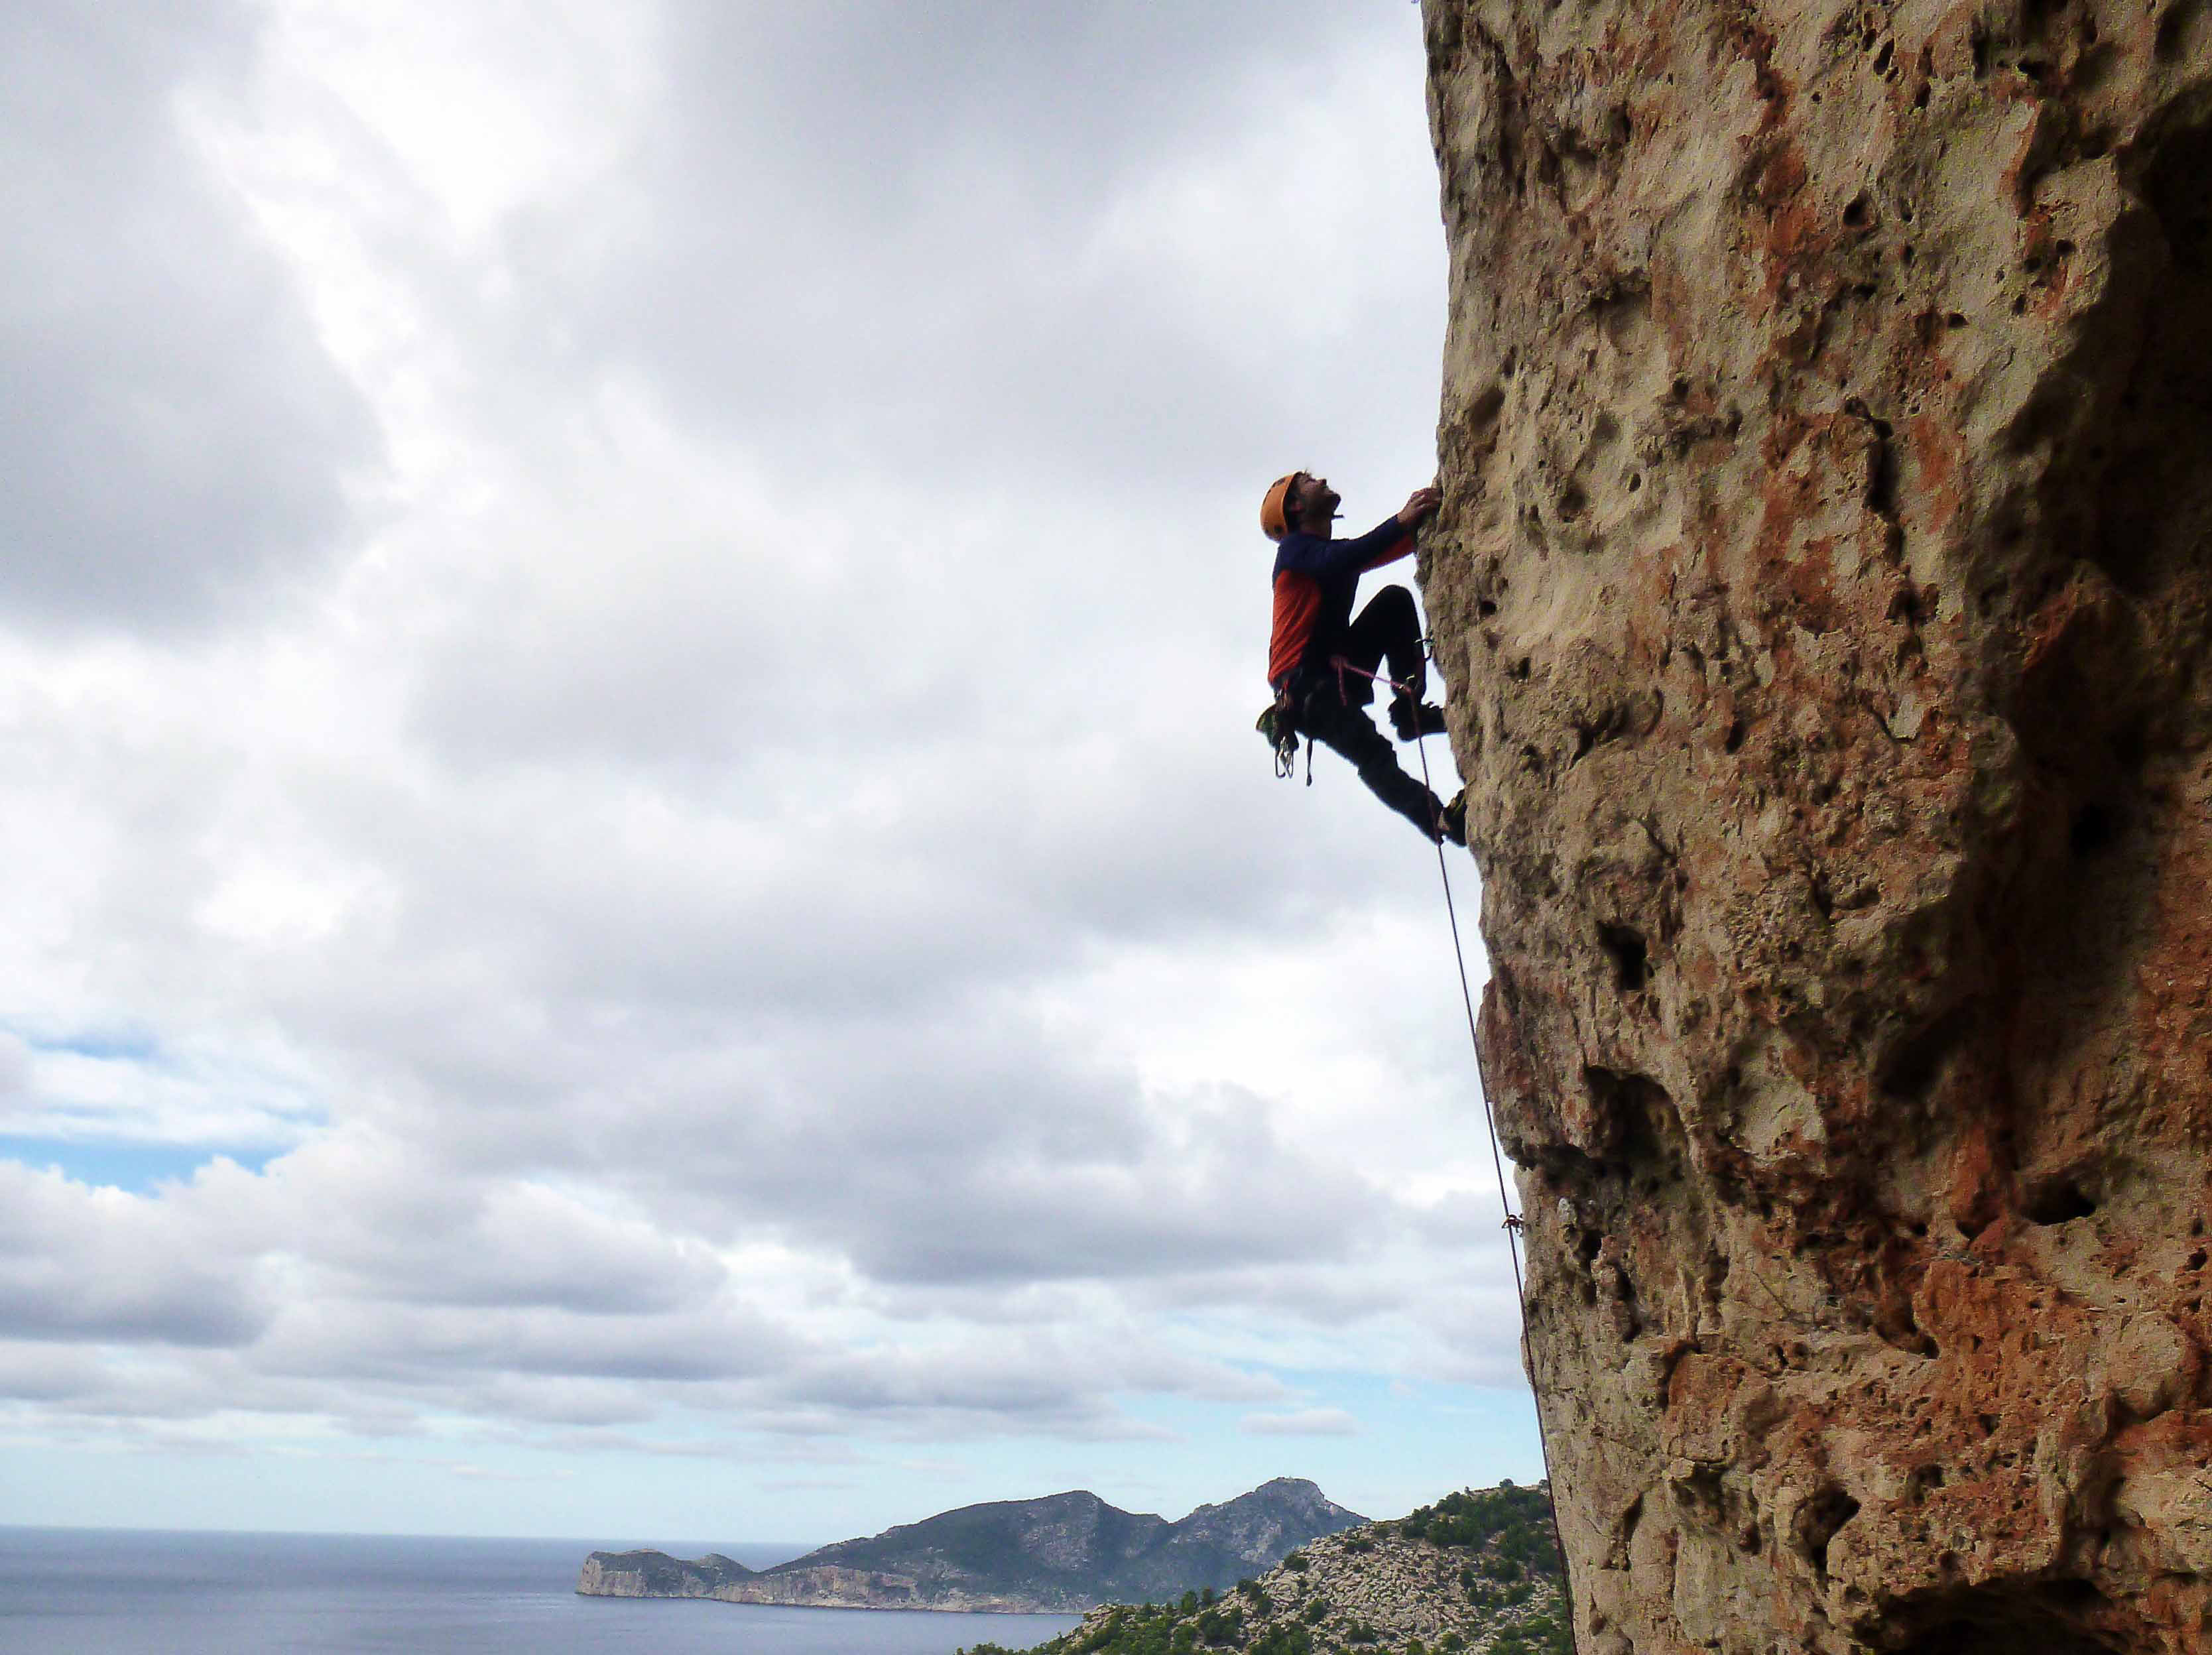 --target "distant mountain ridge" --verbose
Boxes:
[576,1477,1367,1613]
